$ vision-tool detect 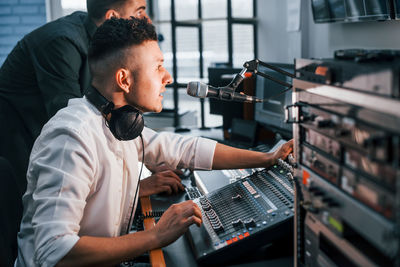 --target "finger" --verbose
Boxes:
[173,169,184,176]
[182,202,203,222]
[185,215,202,227]
[285,140,294,150]
[192,204,202,220]
[163,176,185,192]
[171,181,179,193]
[180,200,198,217]
[167,174,185,191]
[160,185,172,195]
[174,178,185,191]
[162,179,179,193]
[163,170,183,184]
